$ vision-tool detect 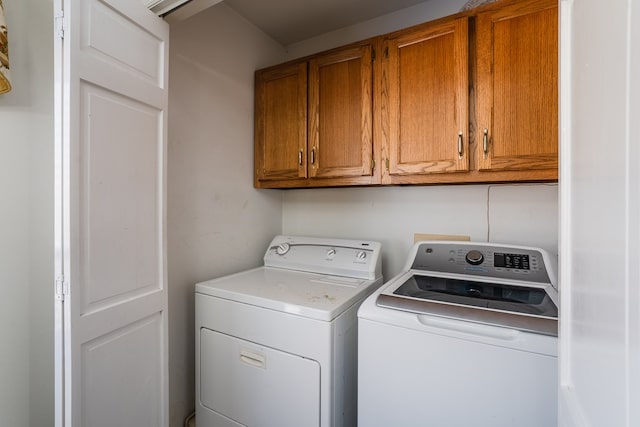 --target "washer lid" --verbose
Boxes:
[392,274,557,317]
[377,271,558,336]
[195,267,380,321]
